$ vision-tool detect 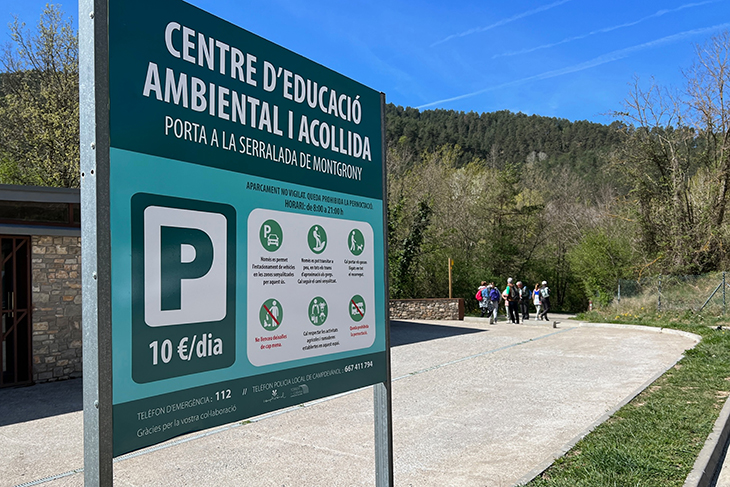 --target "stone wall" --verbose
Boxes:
[389,298,464,321]
[31,236,82,382]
